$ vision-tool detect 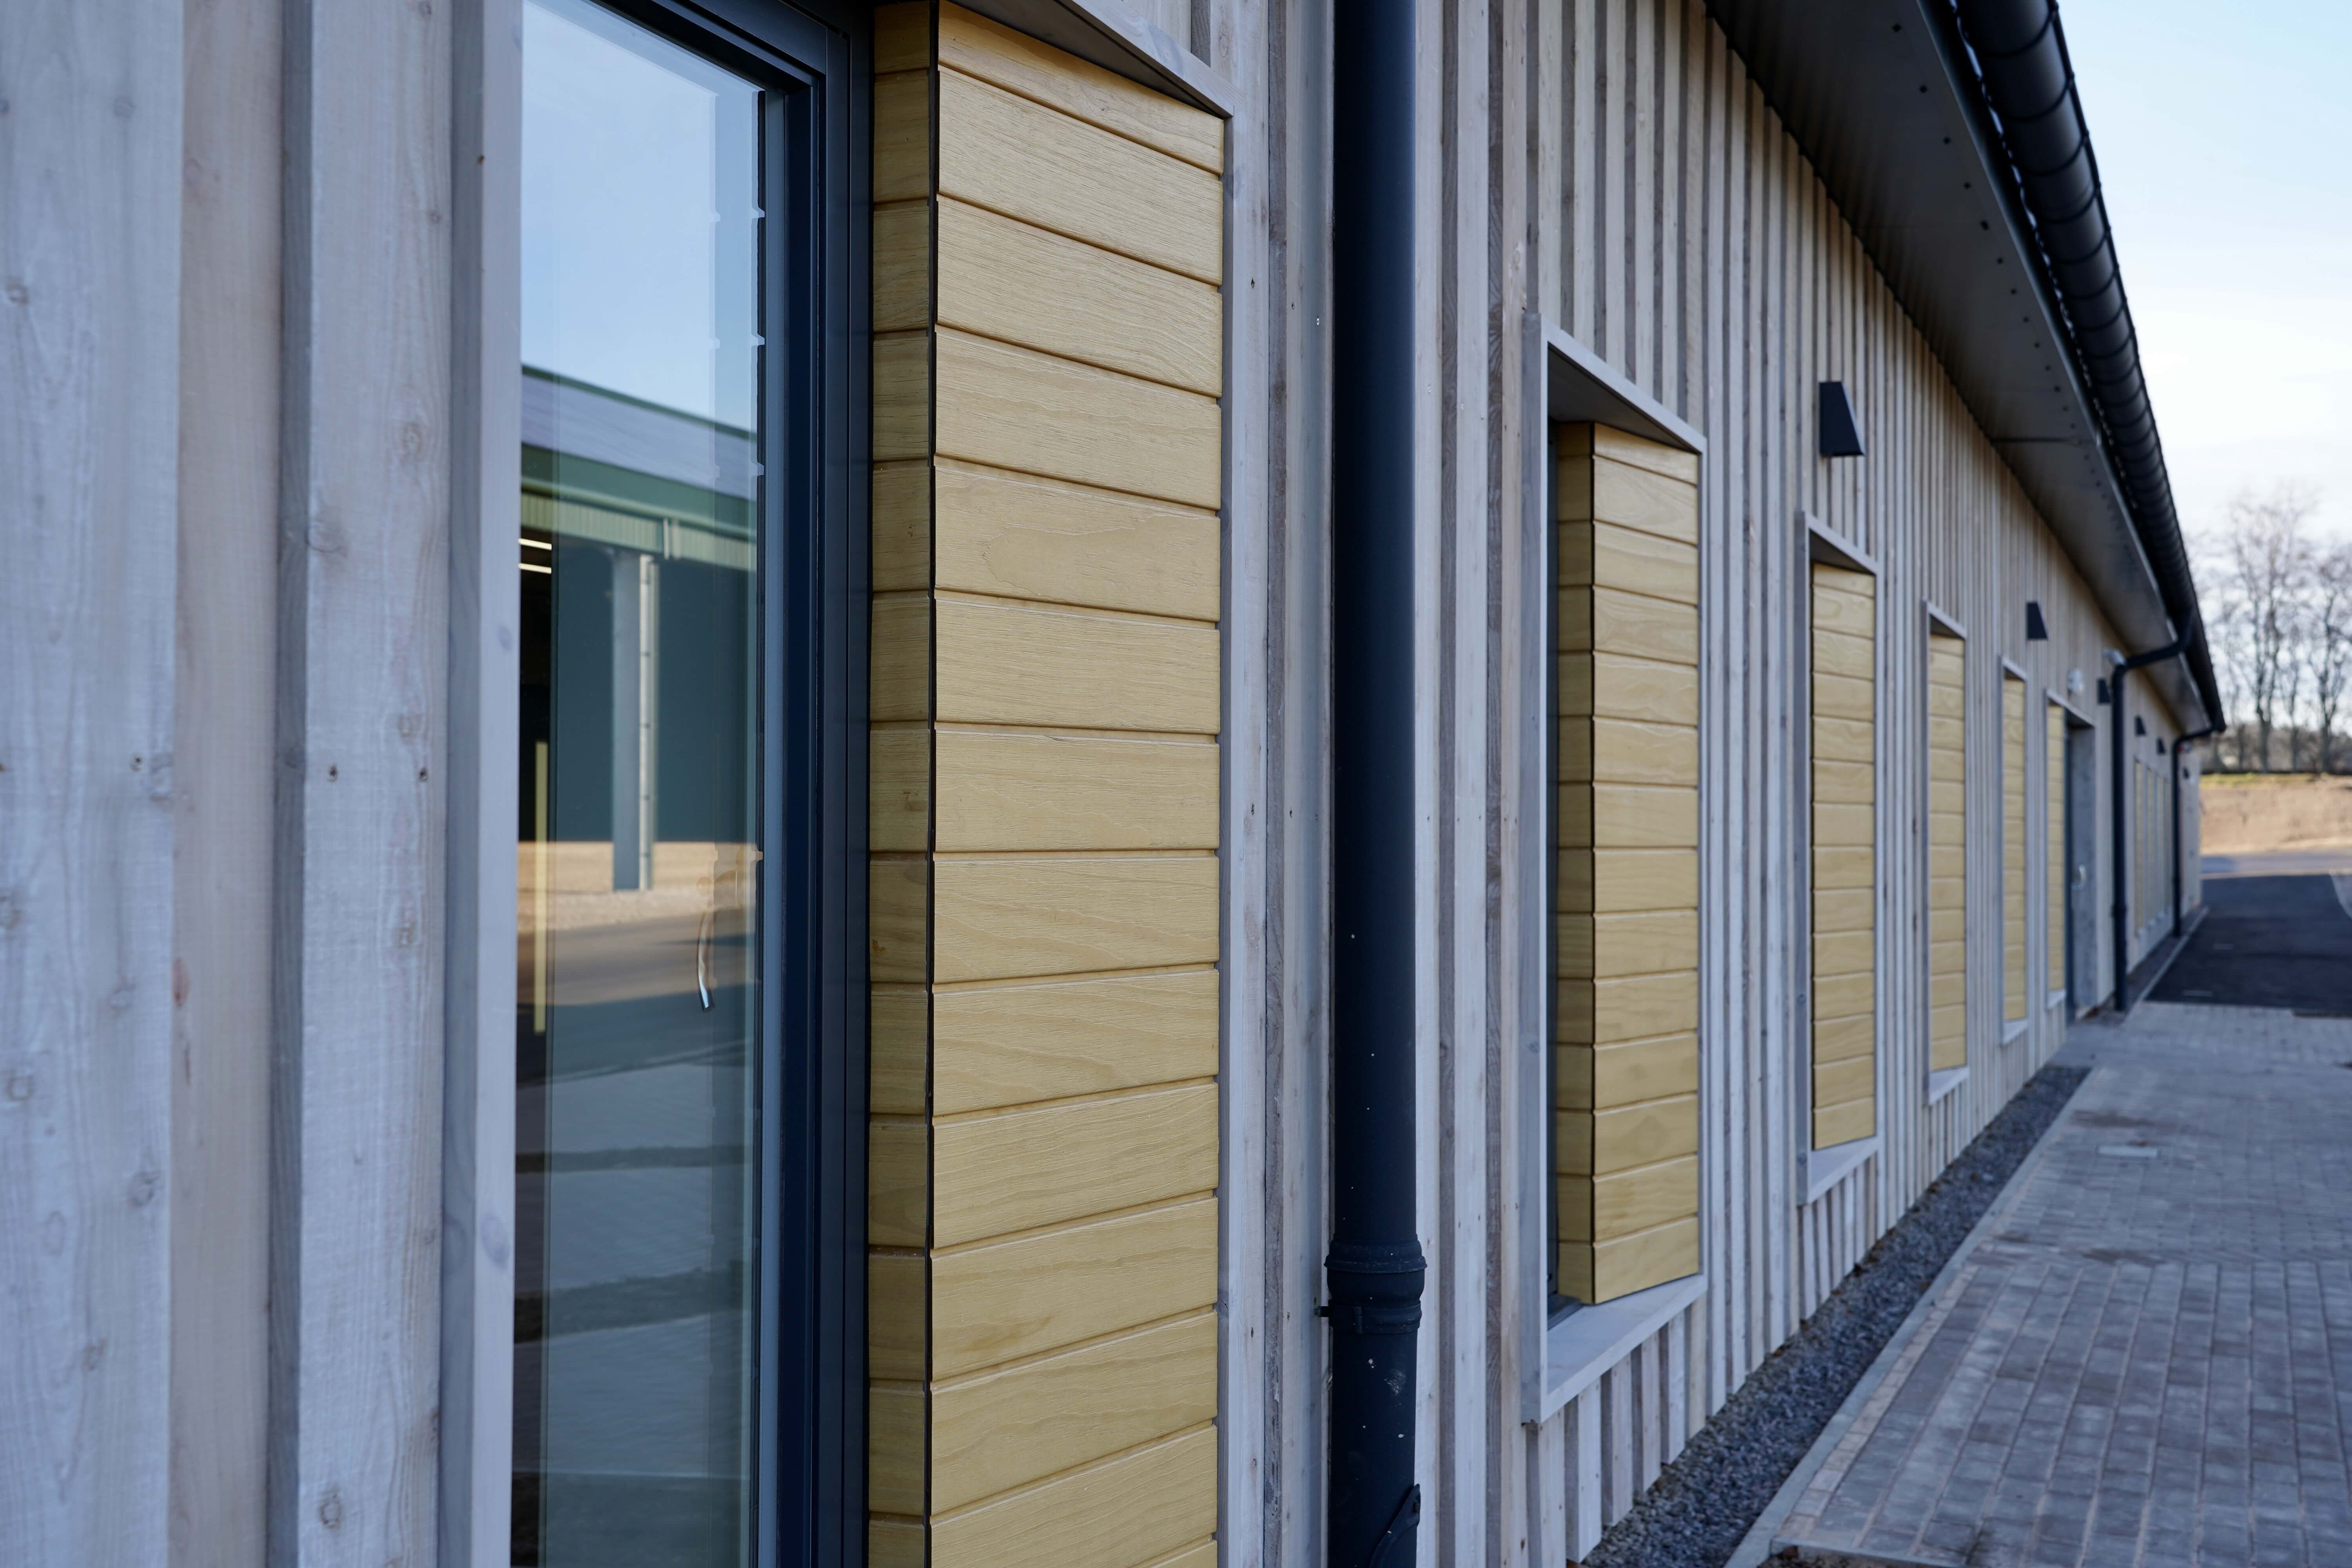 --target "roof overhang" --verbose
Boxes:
[1704,0,2205,727]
